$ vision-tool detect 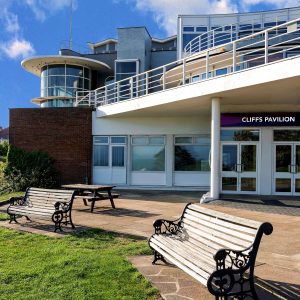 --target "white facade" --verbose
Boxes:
[91,53,300,196]
[88,9,300,197]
